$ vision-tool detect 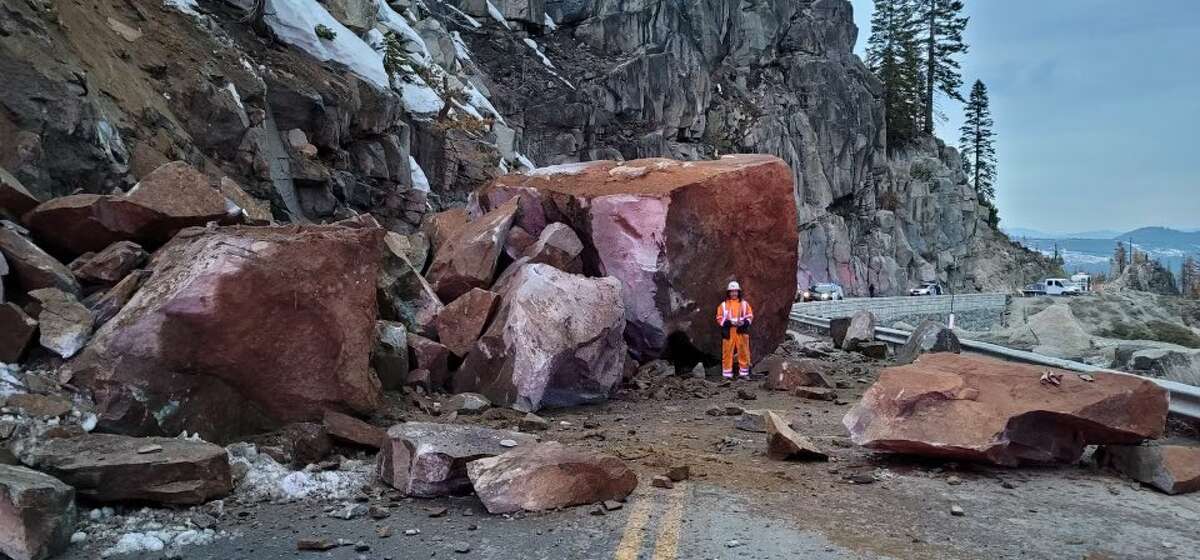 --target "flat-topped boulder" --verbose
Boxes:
[378,422,536,497]
[0,225,80,296]
[64,225,384,442]
[476,155,798,362]
[843,353,1168,466]
[0,465,76,560]
[467,442,637,514]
